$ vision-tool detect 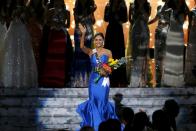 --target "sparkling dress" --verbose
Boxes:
[129,4,151,87]
[154,5,171,86]
[1,18,38,88]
